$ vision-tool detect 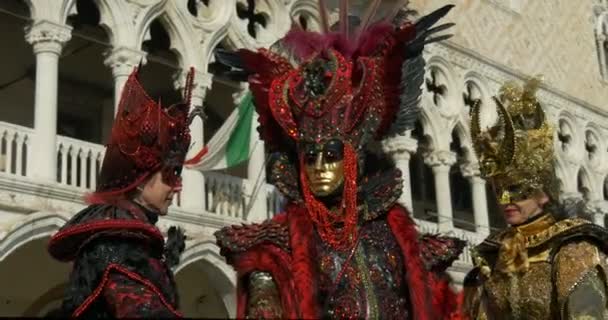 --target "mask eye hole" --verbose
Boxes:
[304,151,318,165]
[322,139,344,163]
